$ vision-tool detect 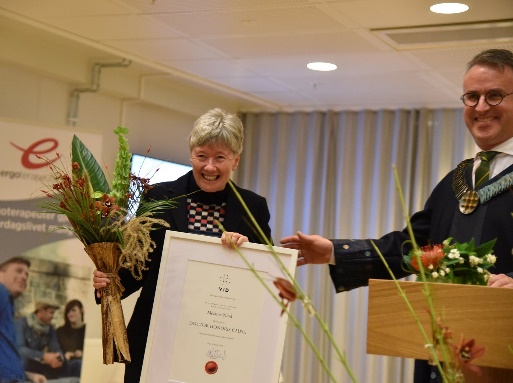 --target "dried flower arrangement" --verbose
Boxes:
[39,127,176,364]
